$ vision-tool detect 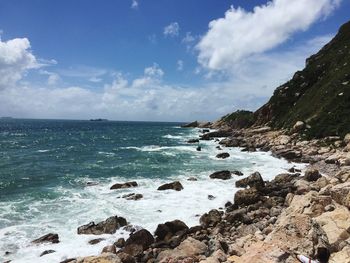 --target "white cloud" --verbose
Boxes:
[0,34,335,122]
[197,0,341,71]
[164,22,180,37]
[0,37,39,89]
[131,0,138,9]
[177,60,184,71]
